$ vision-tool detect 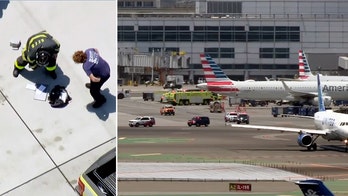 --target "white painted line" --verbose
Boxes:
[131,153,162,157]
